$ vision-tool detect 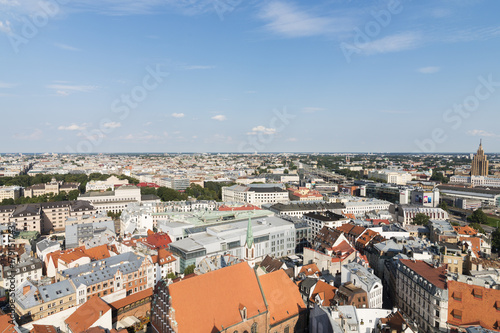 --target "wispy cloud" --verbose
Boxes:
[183,65,215,70]
[442,26,500,43]
[418,66,440,74]
[58,123,88,131]
[258,1,353,38]
[0,81,17,88]
[54,43,81,51]
[211,115,226,121]
[380,110,411,115]
[356,32,422,55]
[102,121,121,129]
[247,125,276,135]
[0,20,11,34]
[302,107,325,113]
[47,84,97,96]
[467,129,499,138]
[13,129,43,141]
[171,113,185,118]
